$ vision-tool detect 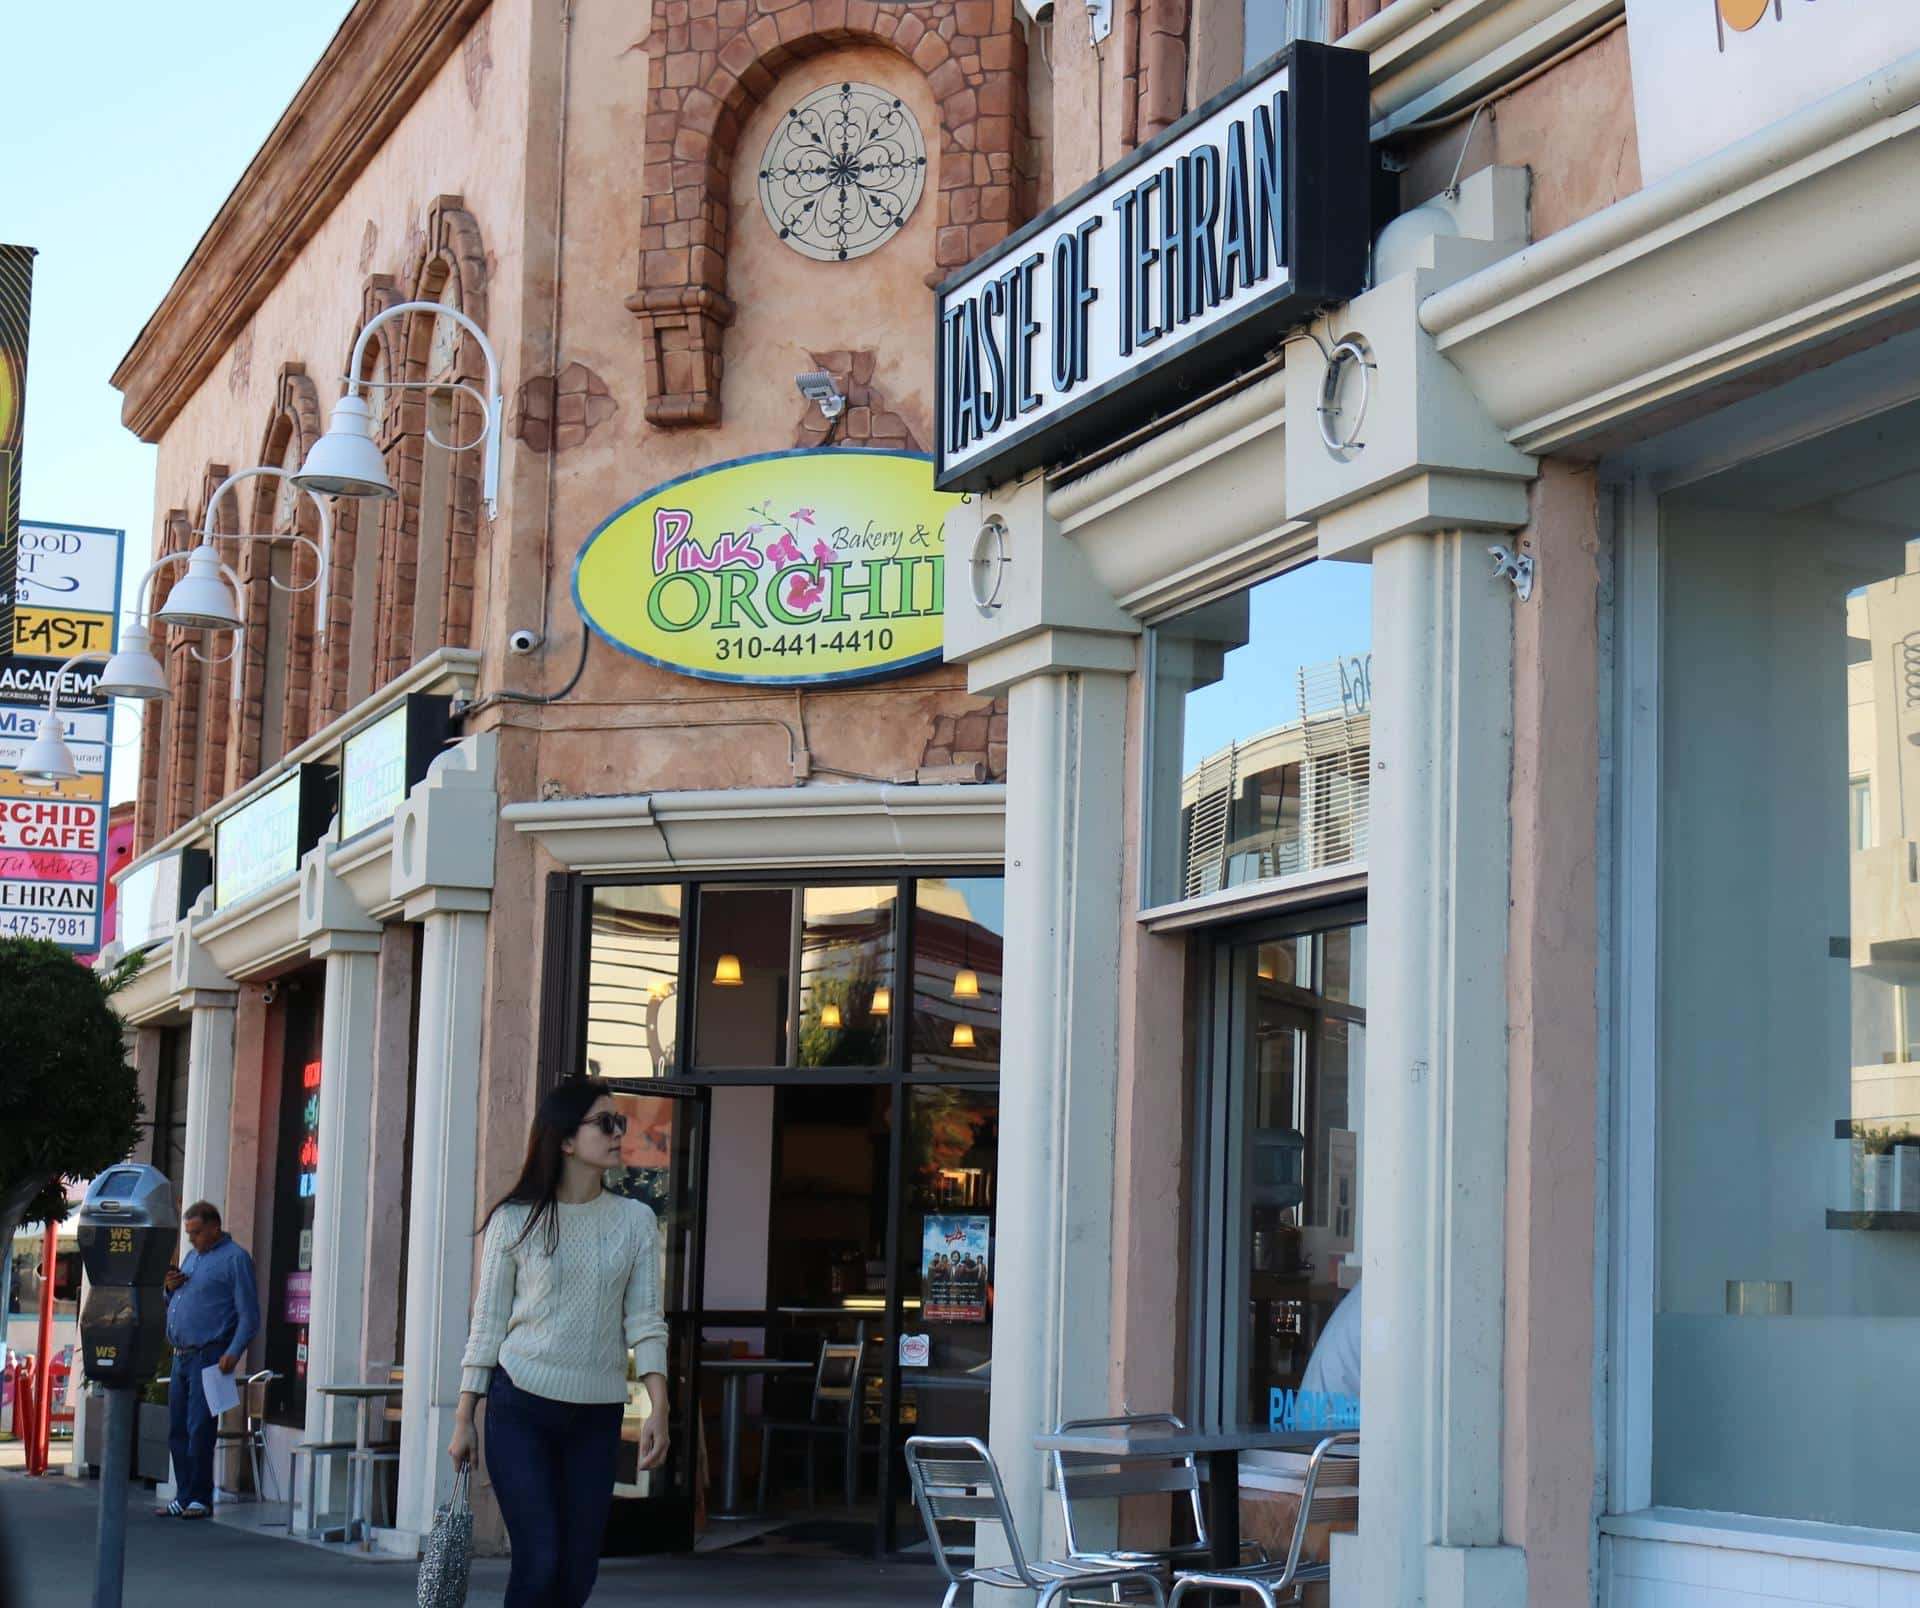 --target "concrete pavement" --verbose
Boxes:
[0,1470,938,1607]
